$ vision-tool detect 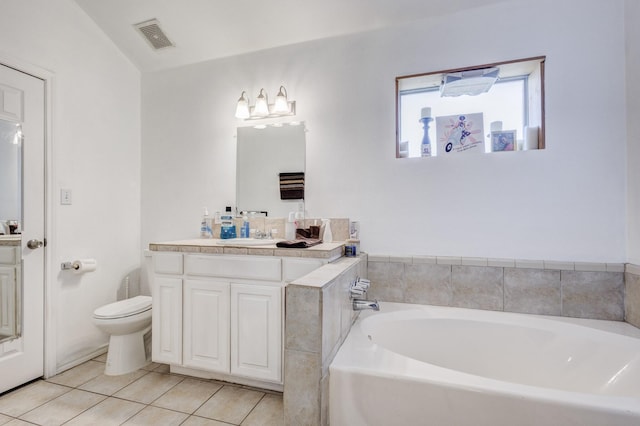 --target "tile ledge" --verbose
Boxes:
[627,263,640,275]
[366,254,628,273]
